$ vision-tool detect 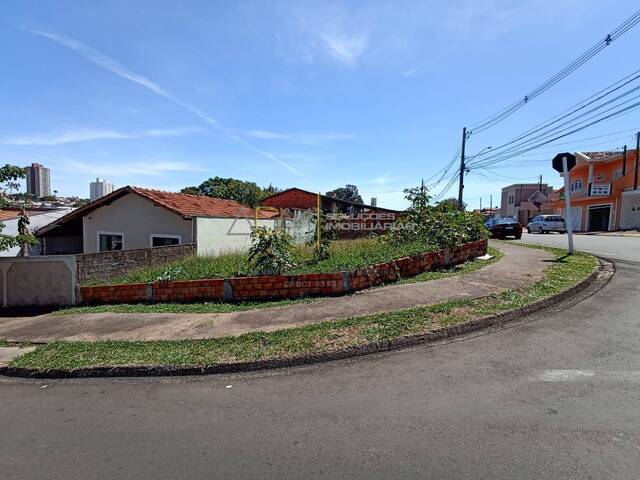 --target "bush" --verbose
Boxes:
[388,185,488,248]
[248,226,294,275]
